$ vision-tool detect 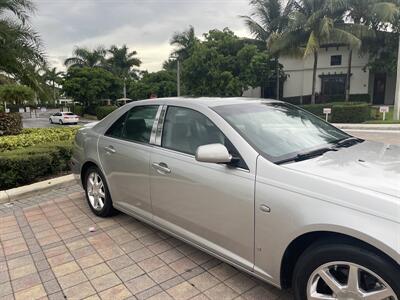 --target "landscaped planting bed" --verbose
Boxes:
[0,127,78,189]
